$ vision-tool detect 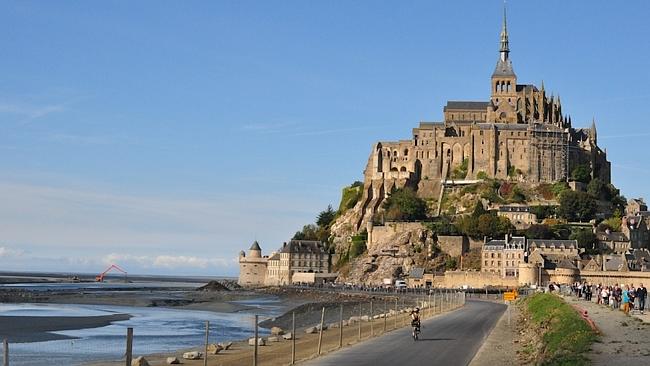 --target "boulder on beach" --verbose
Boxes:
[282,333,293,340]
[182,351,202,360]
[360,315,370,322]
[248,337,266,346]
[166,357,180,365]
[271,326,284,335]
[305,327,317,334]
[219,341,233,350]
[267,336,279,342]
[207,343,224,354]
[196,280,229,292]
[131,356,150,366]
[349,316,360,323]
[329,322,340,329]
[342,320,349,326]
